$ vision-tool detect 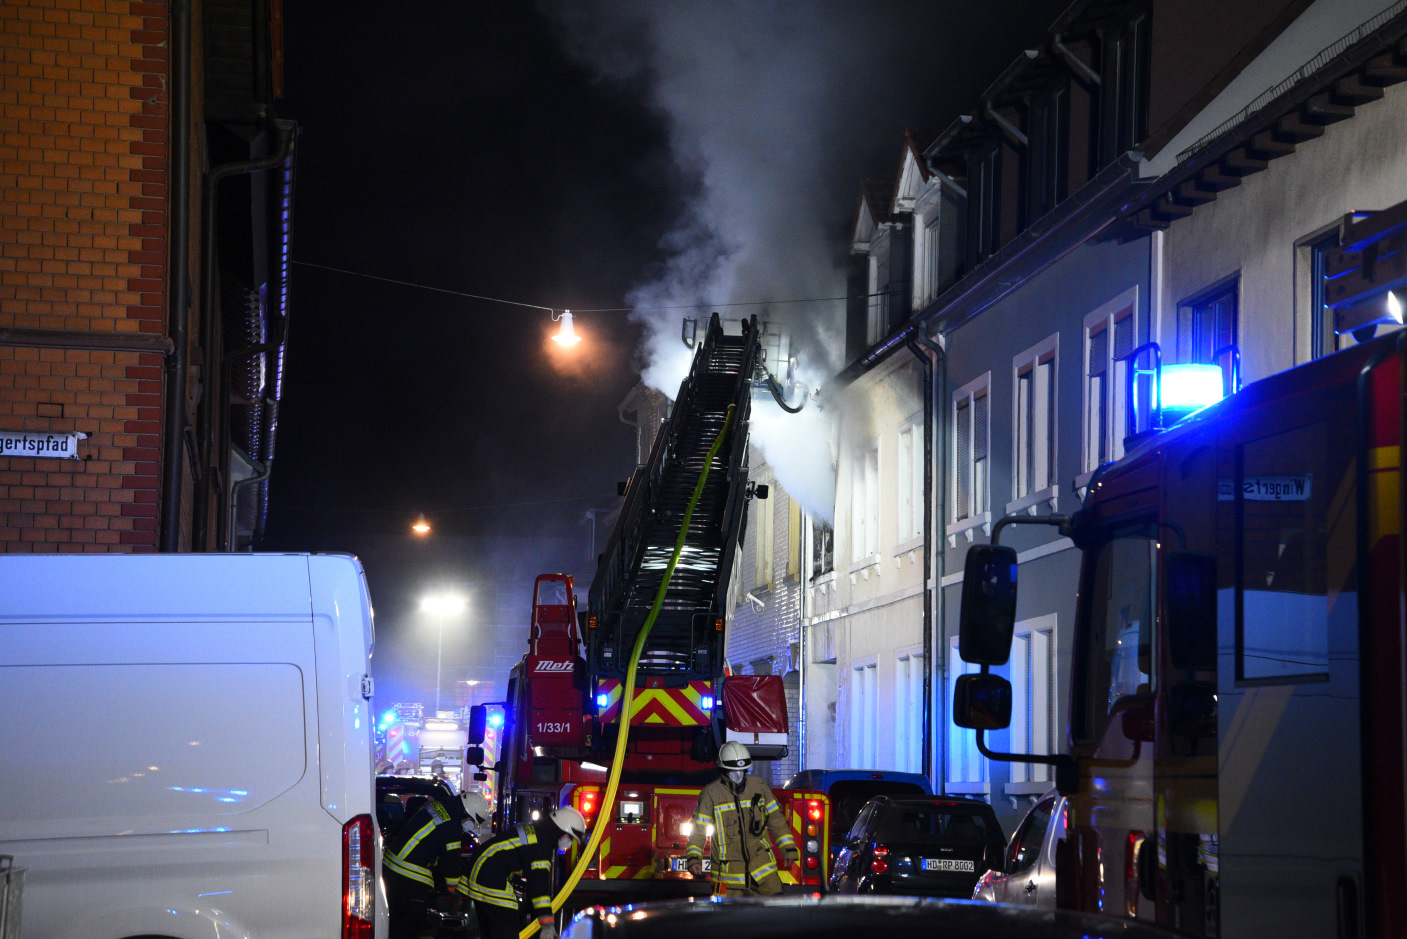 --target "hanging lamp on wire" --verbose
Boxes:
[551,309,582,346]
